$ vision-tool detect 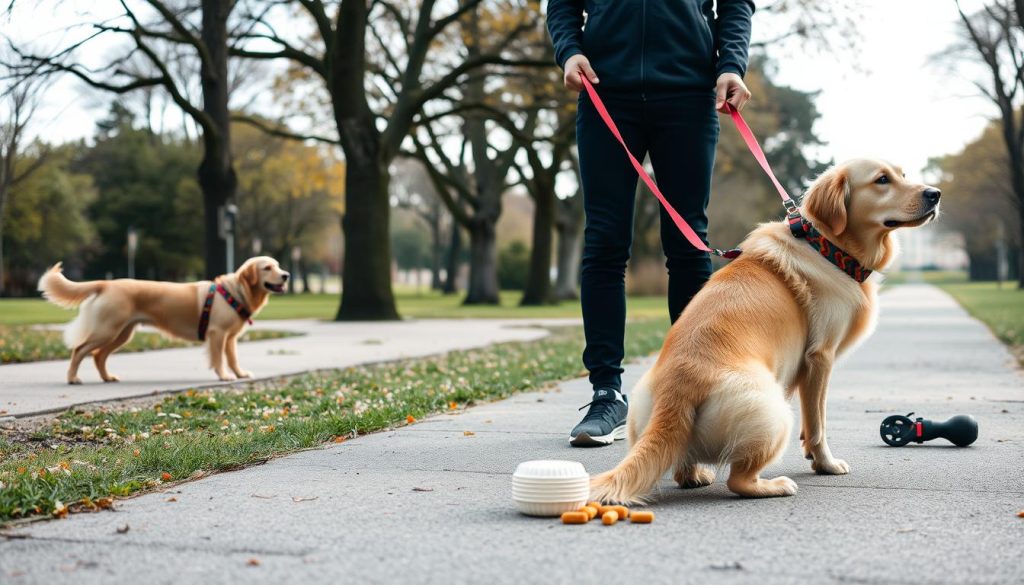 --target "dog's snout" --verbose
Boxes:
[281,273,290,282]
[923,188,941,204]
